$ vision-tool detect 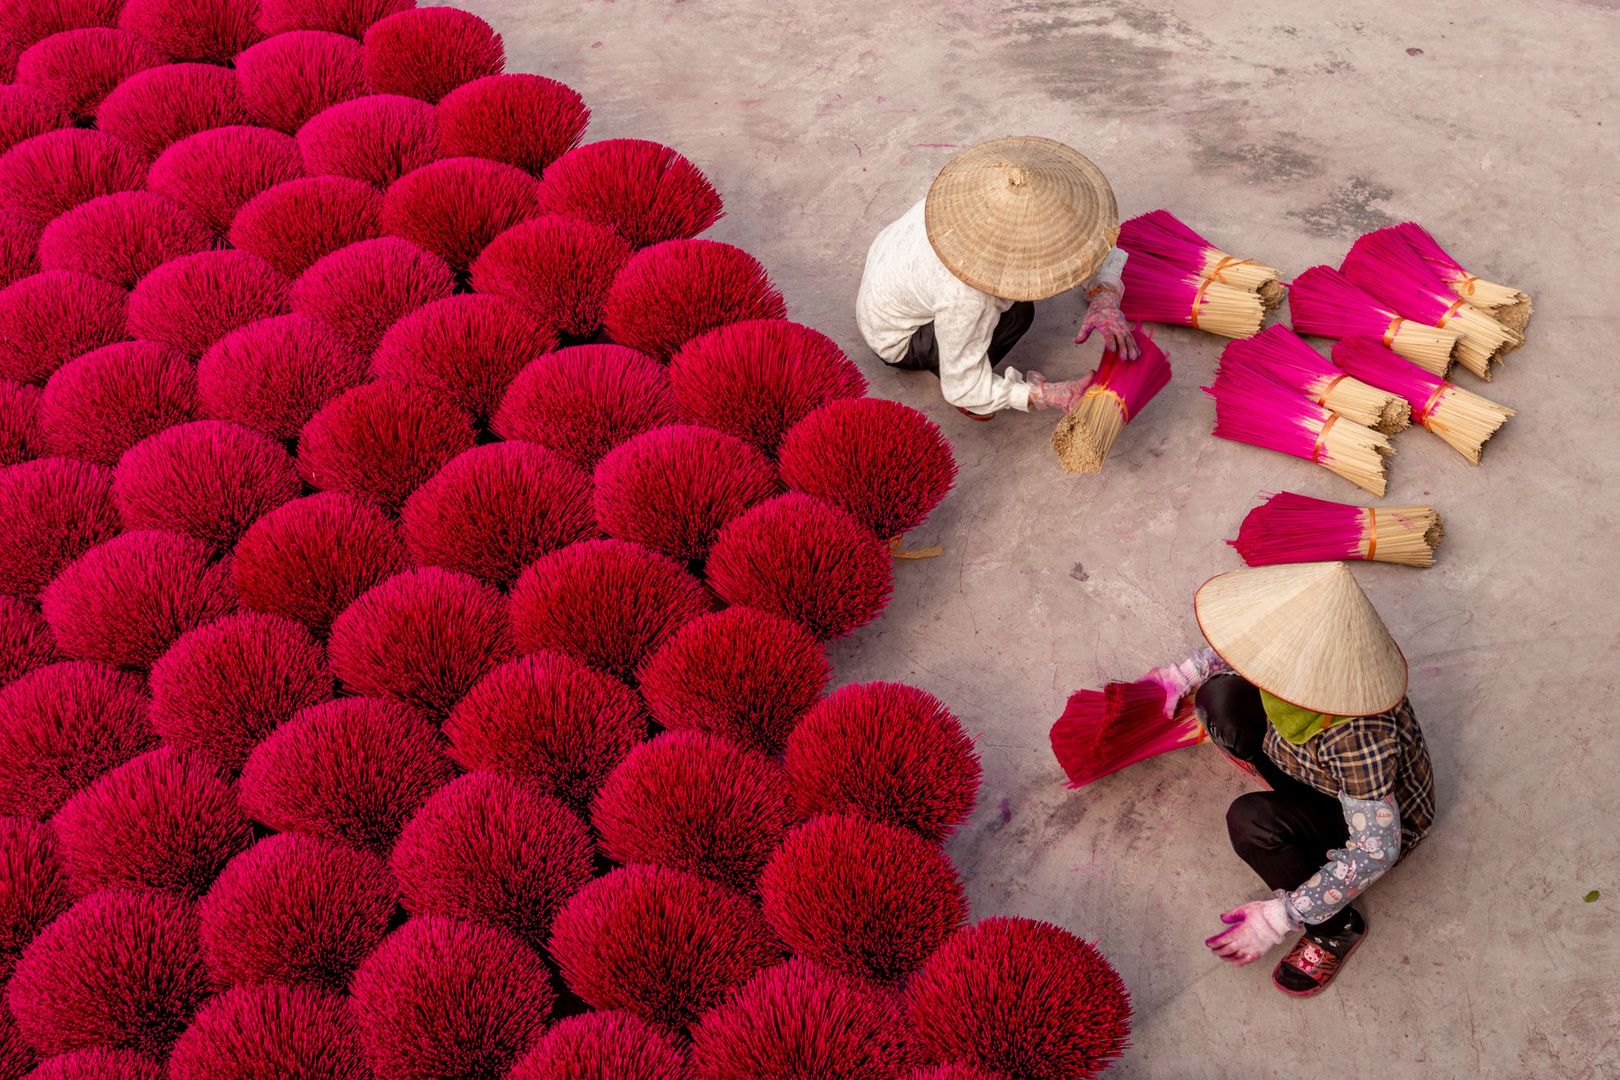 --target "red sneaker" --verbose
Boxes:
[1272,908,1368,997]
[957,406,995,421]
